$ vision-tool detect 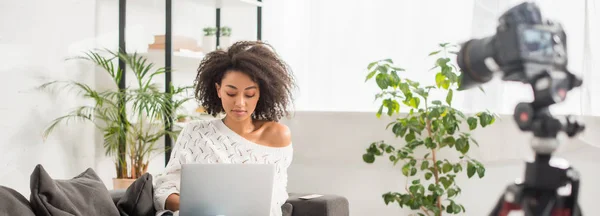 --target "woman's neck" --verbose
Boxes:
[222,116,256,135]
